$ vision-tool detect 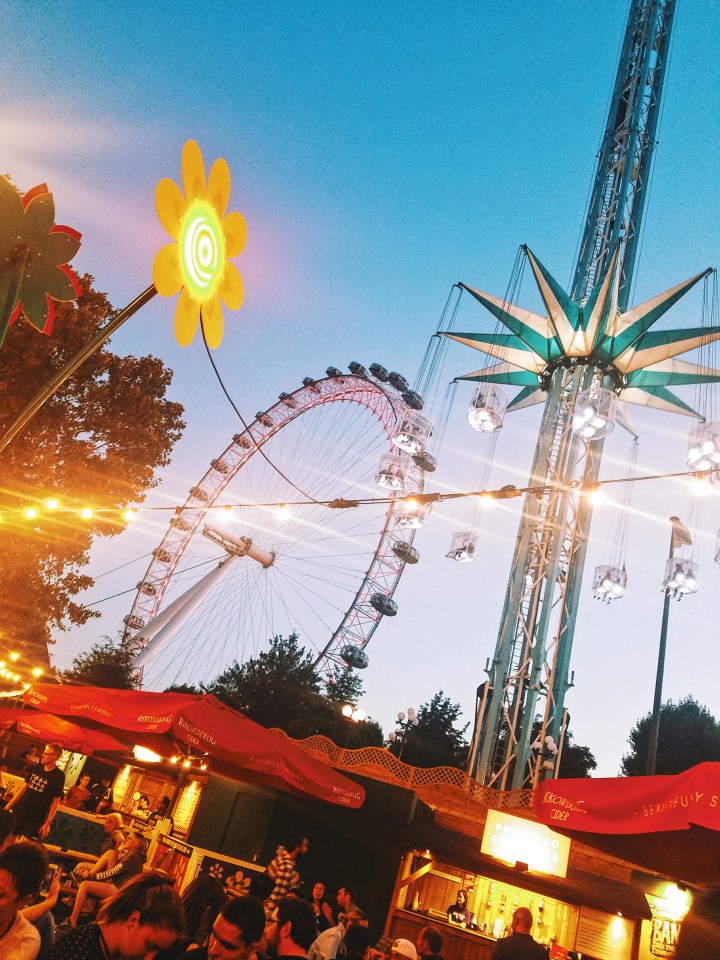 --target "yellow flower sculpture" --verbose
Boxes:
[153,140,247,348]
